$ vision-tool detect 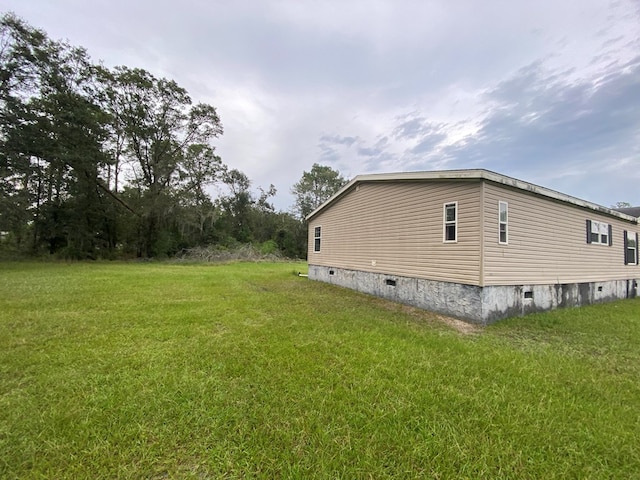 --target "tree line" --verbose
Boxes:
[0,14,347,260]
